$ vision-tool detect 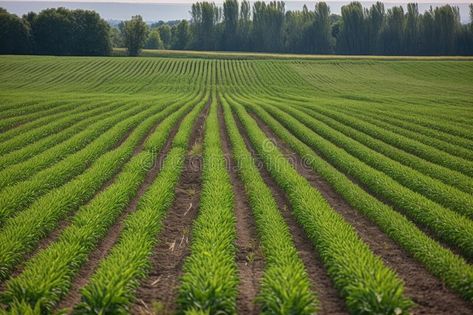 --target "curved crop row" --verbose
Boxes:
[0,98,97,133]
[0,92,201,281]
[0,100,149,189]
[0,100,133,172]
[0,100,174,224]
[296,102,473,177]
[284,101,473,195]
[0,98,196,314]
[256,101,473,261]
[228,96,412,315]
[357,104,473,141]
[0,98,111,150]
[242,98,473,302]
[340,105,473,152]
[221,97,317,314]
[261,100,473,219]
[0,98,67,120]
[74,95,208,315]
[331,105,473,162]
